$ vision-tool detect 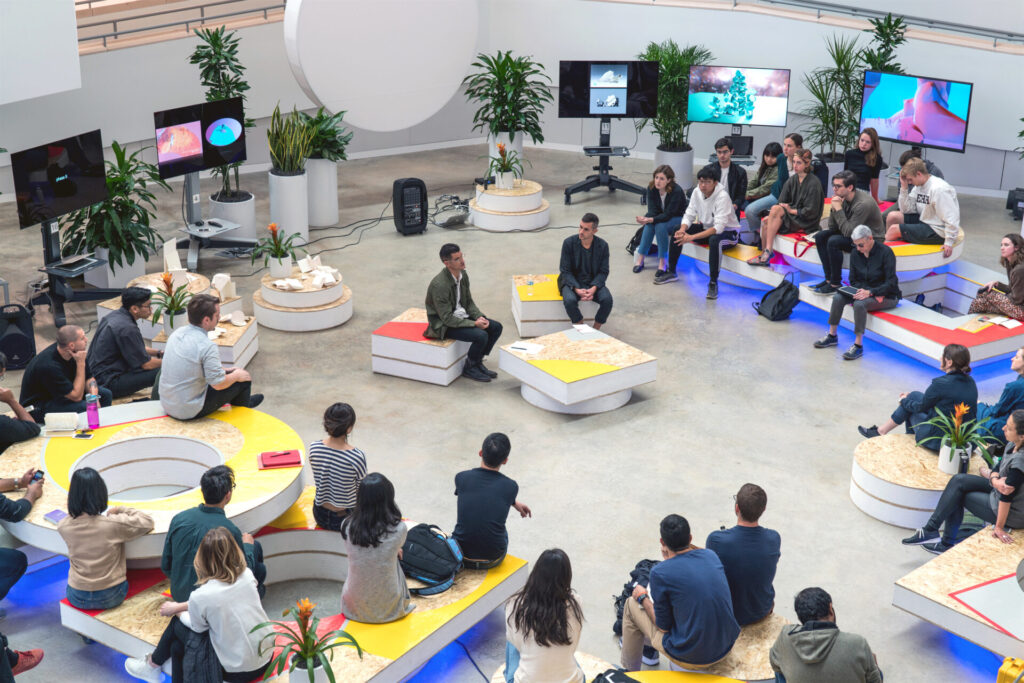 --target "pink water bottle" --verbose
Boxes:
[86,379,99,430]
